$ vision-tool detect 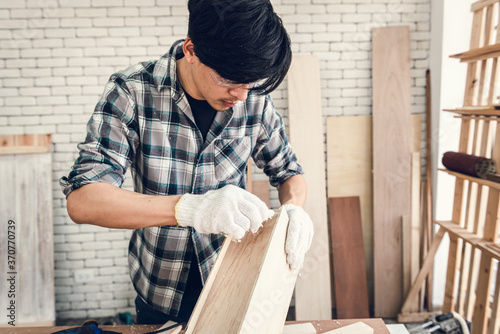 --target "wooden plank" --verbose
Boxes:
[409,152,421,312]
[372,25,412,317]
[252,180,271,207]
[424,69,433,313]
[472,123,500,333]
[402,215,411,308]
[326,115,373,308]
[184,207,298,334]
[0,152,55,326]
[443,118,473,312]
[399,228,446,315]
[464,9,485,106]
[247,163,271,207]
[472,0,498,12]
[0,134,51,155]
[486,261,500,334]
[450,43,500,62]
[439,168,500,190]
[464,119,493,319]
[326,114,422,312]
[247,163,253,193]
[288,54,332,320]
[444,107,500,116]
[329,197,370,319]
[398,312,440,323]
